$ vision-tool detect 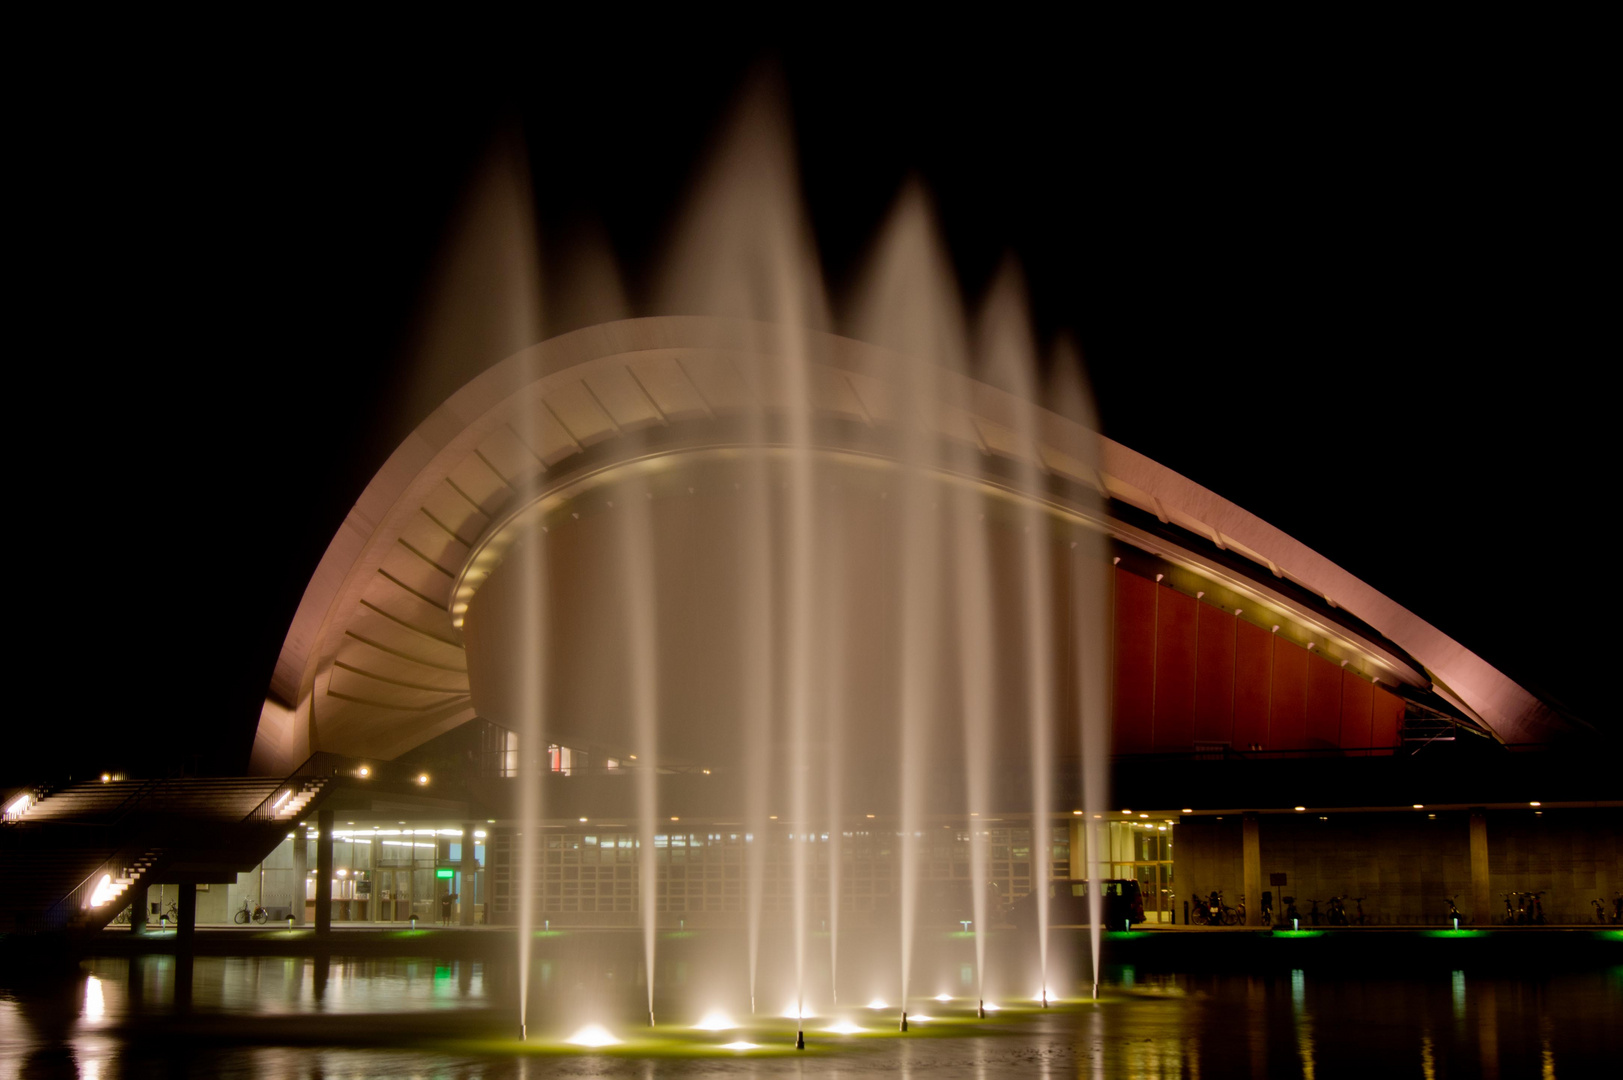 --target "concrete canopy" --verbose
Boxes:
[251,317,1566,775]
